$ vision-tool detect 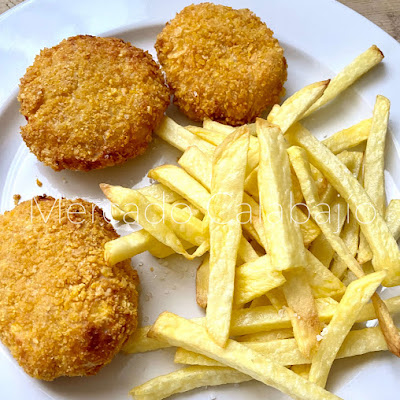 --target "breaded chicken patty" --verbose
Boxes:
[156,3,287,126]
[0,196,139,381]
[19,35,170,171]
